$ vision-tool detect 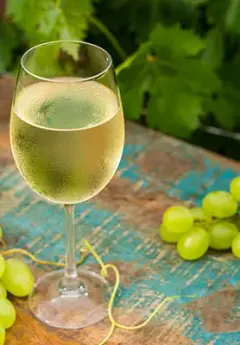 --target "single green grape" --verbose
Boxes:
[0,283,6,299]
[202,191,238,219]
[1,259,34,297]
[190,207,205,221]
[232,233,240,258]
[177,226,209,260]
[0,256,5,280]
[209,221,238,250]
[159,225,183,243]
[162,206,193,233]
[230,176,240,201]
[0,325,5,345]
[0,298,16,329]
